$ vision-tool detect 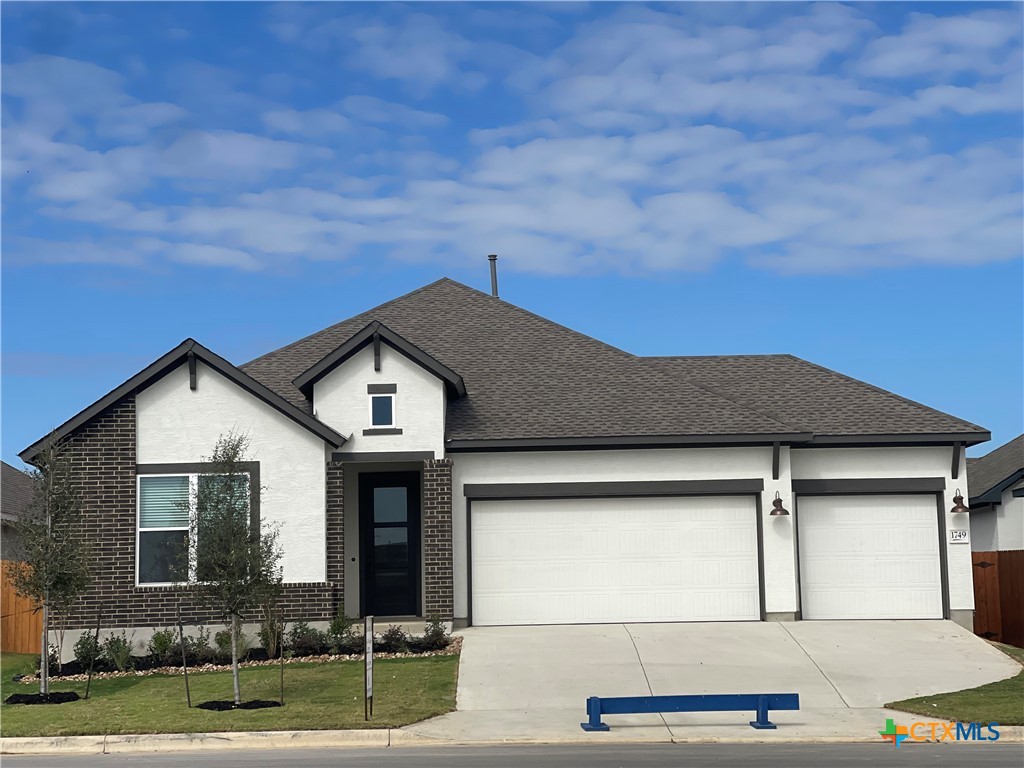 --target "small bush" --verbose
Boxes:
[328,603,356,653]
[73,634,102,668]
[214,627,252,661]
[377,624,409,653]
[288,621,328,656]
[190,626,217,664]
[259,611,285,659]
[102,631,135,672]
[420,615,450,651]
[147,628,177,664]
